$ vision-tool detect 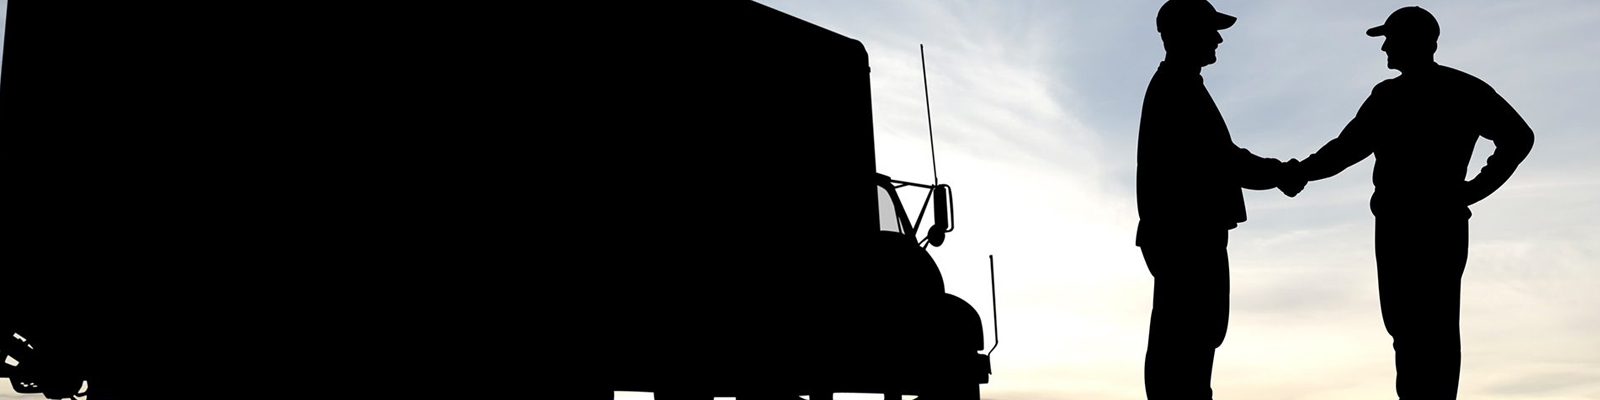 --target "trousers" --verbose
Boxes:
[1141,229,1229,400]
[1377,216,1468,400]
